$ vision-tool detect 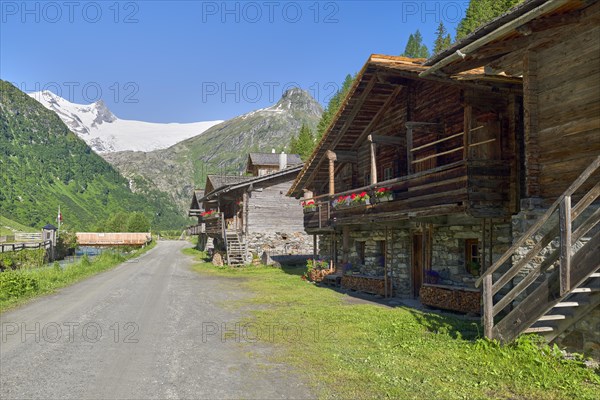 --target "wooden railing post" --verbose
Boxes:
[483,274,494,338]
[559,195,572,296]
